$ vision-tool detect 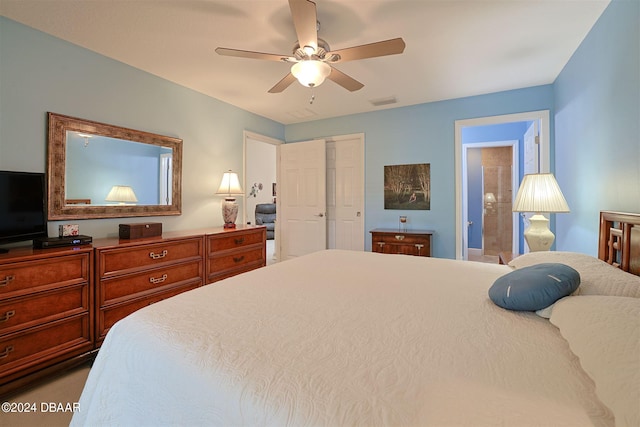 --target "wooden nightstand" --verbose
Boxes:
[370,229,433,257]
